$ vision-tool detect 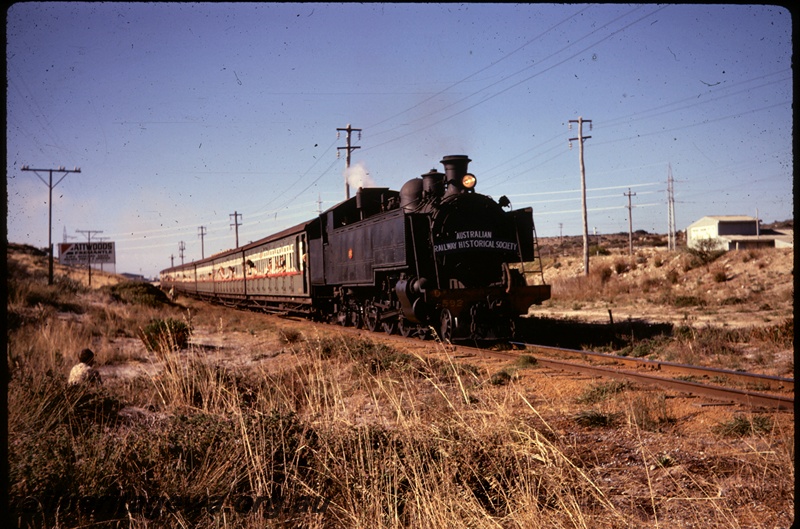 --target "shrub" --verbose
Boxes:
[107,282,171,307]
[53,274,87,295]
[139,318,191,352]
[514,355,538,368]
[720,296,746,306]
[618,336,668,358]
[280,328,304,344]
[673,295,705,308]
[577,380,632,404]
[666,269,680,284]
[640,277,661,293]
[713,415,773,437]
[685,238,725,268]
[628,393,674,431]
[613,260,629,275]
[749,318,793,347]
[574,409,617,427]
[489,369,513,386]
